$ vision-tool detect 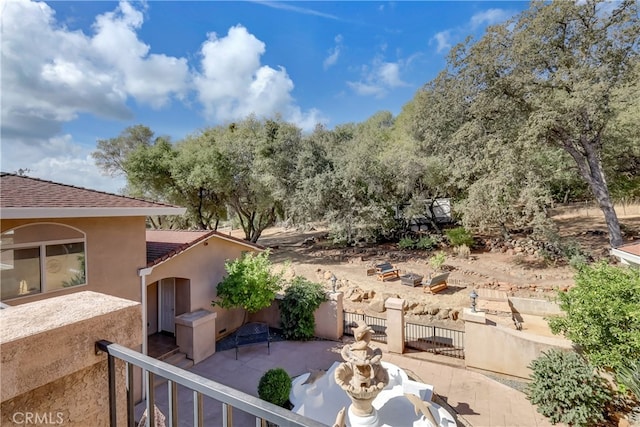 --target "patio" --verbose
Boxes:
[136,339,554,426]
